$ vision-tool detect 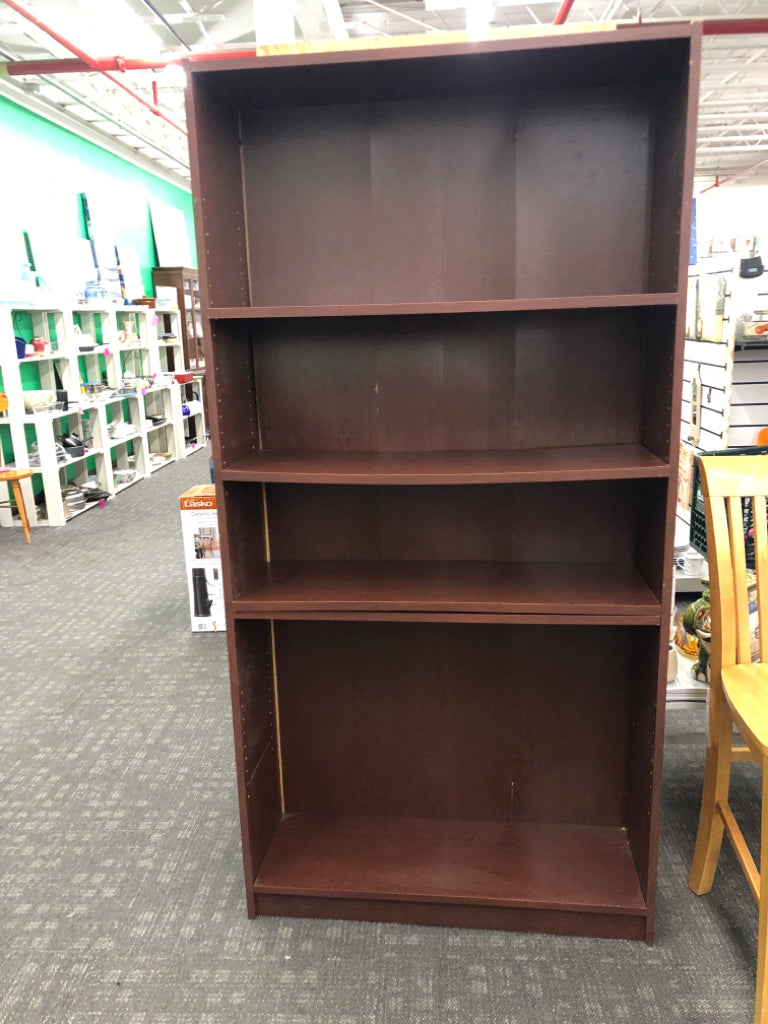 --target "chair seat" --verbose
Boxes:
[723,663,768,757]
